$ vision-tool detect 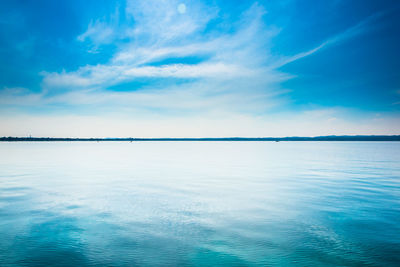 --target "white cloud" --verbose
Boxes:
[44,2,274,89]
[38,1,289,119]
[77,5,121,49]
[36,2,385,123]
[275,9,388,68]
[0,87,43,106]
[77,21,115,45]
[125,0,217,42]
